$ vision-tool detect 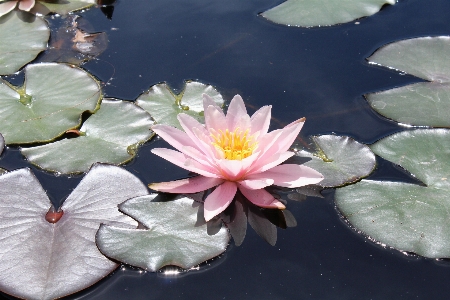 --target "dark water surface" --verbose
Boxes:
[3,0,450,299]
